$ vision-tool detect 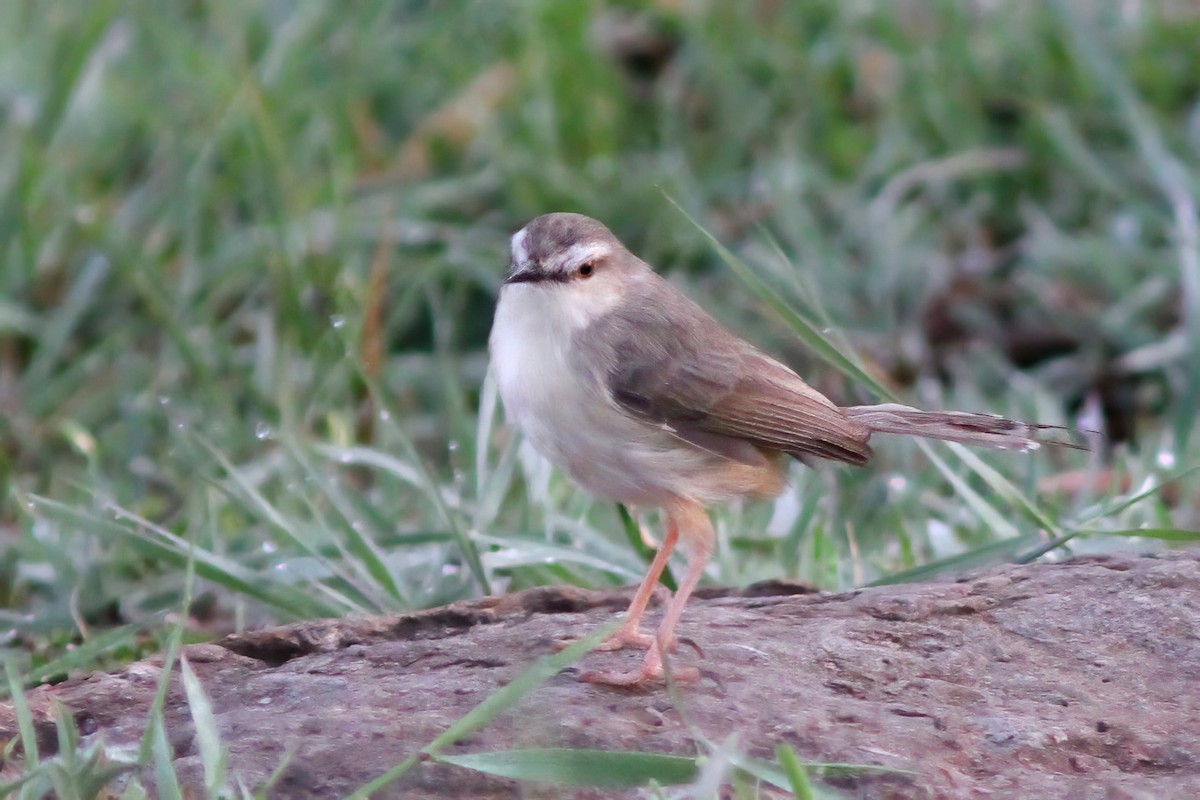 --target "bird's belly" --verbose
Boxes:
[490,286,786,505]
[494,349,673,503]
[493,301,680,503]
[493,349,783,505]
